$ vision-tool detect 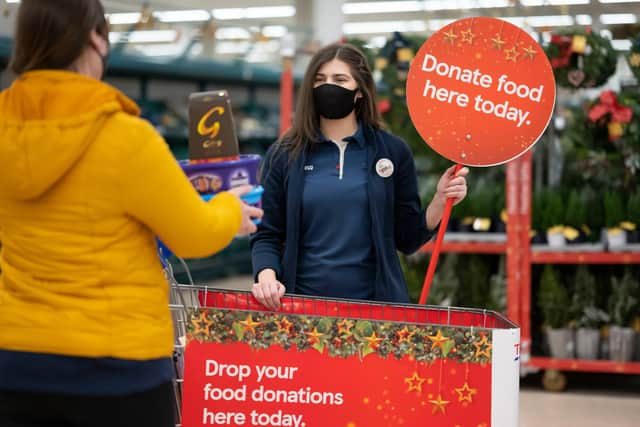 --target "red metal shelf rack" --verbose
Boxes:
[420,241,507,254]
[512,152,640,388]
[528,357,640,375]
